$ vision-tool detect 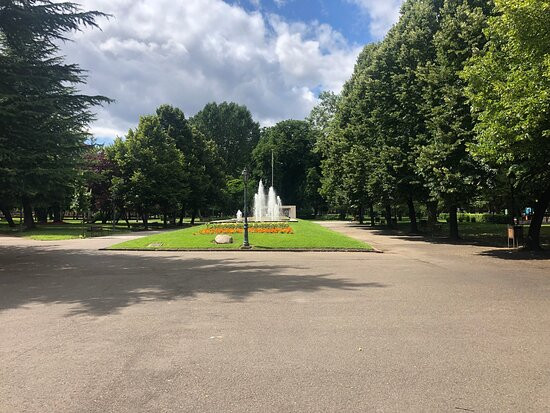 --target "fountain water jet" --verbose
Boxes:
[253,180,284,221]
